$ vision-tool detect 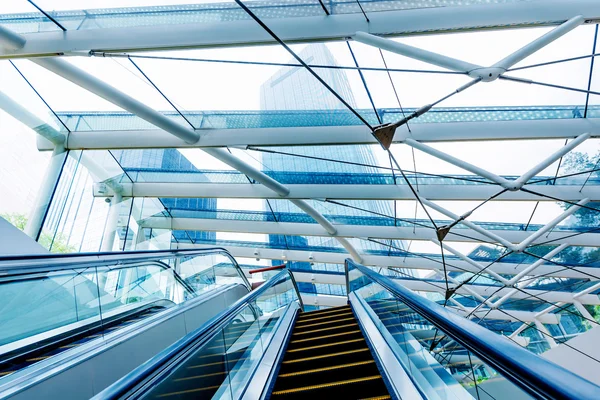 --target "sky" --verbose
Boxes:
[0,1,599,257]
